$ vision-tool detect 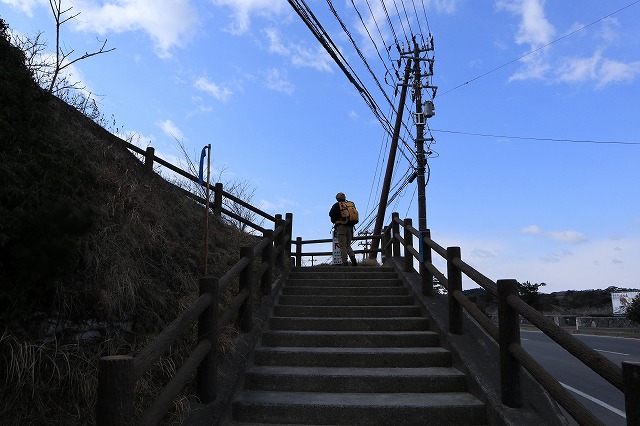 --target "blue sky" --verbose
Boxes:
[2,0,639,293]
